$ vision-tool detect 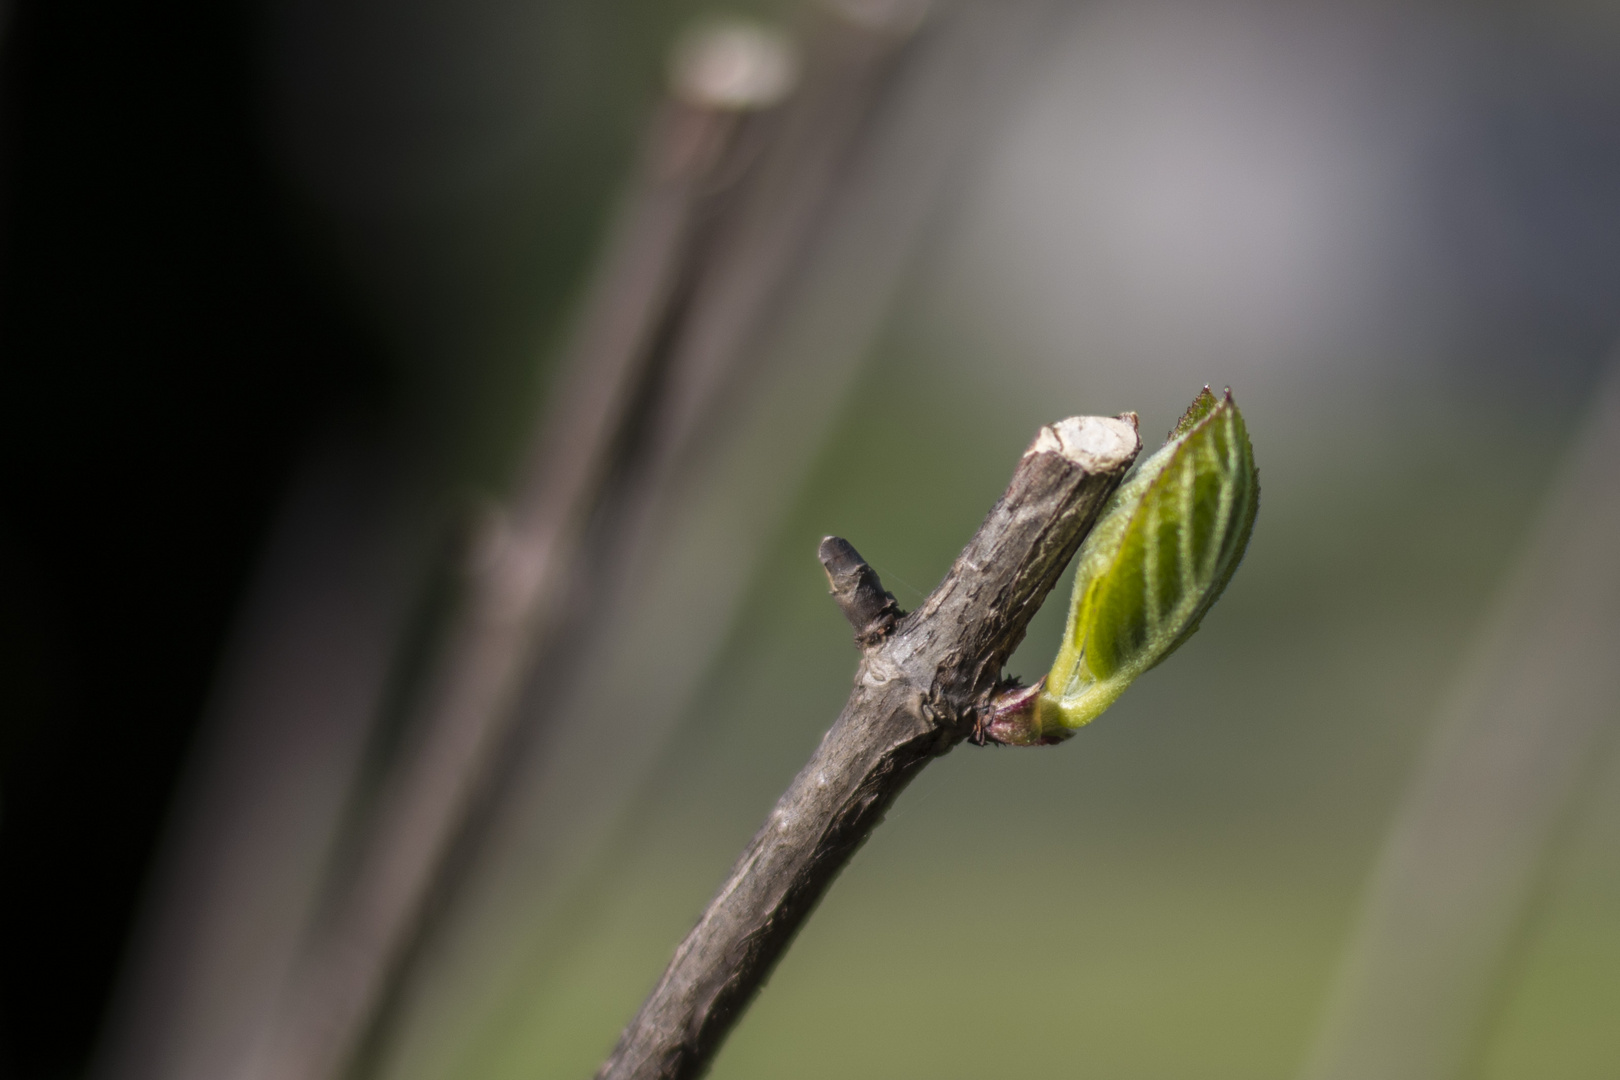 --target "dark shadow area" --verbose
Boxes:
[0,1,390,1075]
